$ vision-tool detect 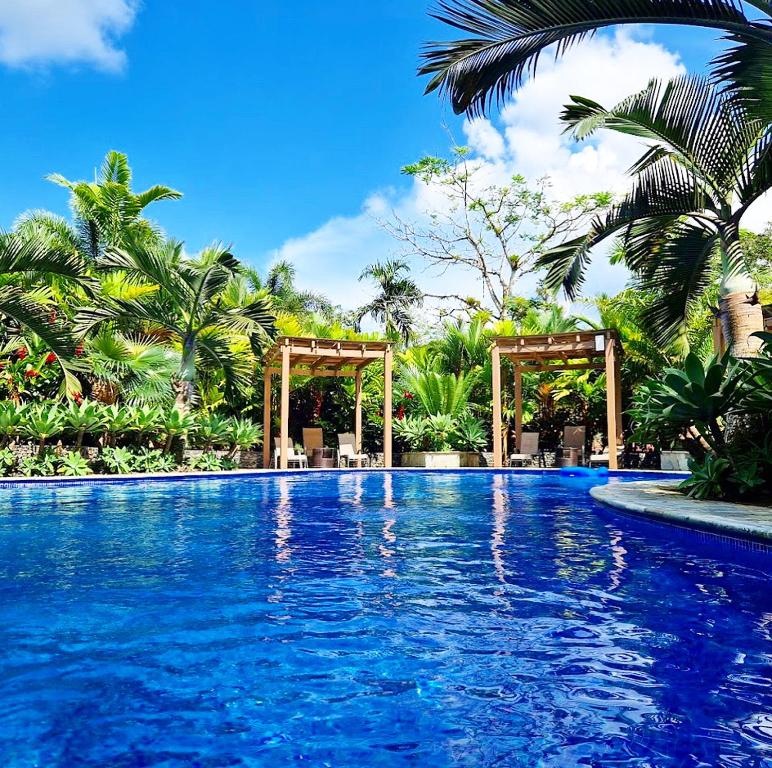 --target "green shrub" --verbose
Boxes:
[100,446,135,475]
[64,400,105,449]
[23,404,65,457]
[226,417,262,457]
[0,401,27,446]
[57,451,92,477]
[132,447,177,473]
[195,413,231,451]
[19,451,56,477]
[455,414,487,452]
[0,447,16,476]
